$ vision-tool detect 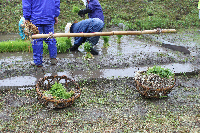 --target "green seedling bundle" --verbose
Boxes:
[83,42,93,59]
[44,81,74,100]
[102,36,110,48]
[146,65,175,79]
[57,37,72,53]
[0,37,72,54]
[117,35,123,43]
[0,39,32,53]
